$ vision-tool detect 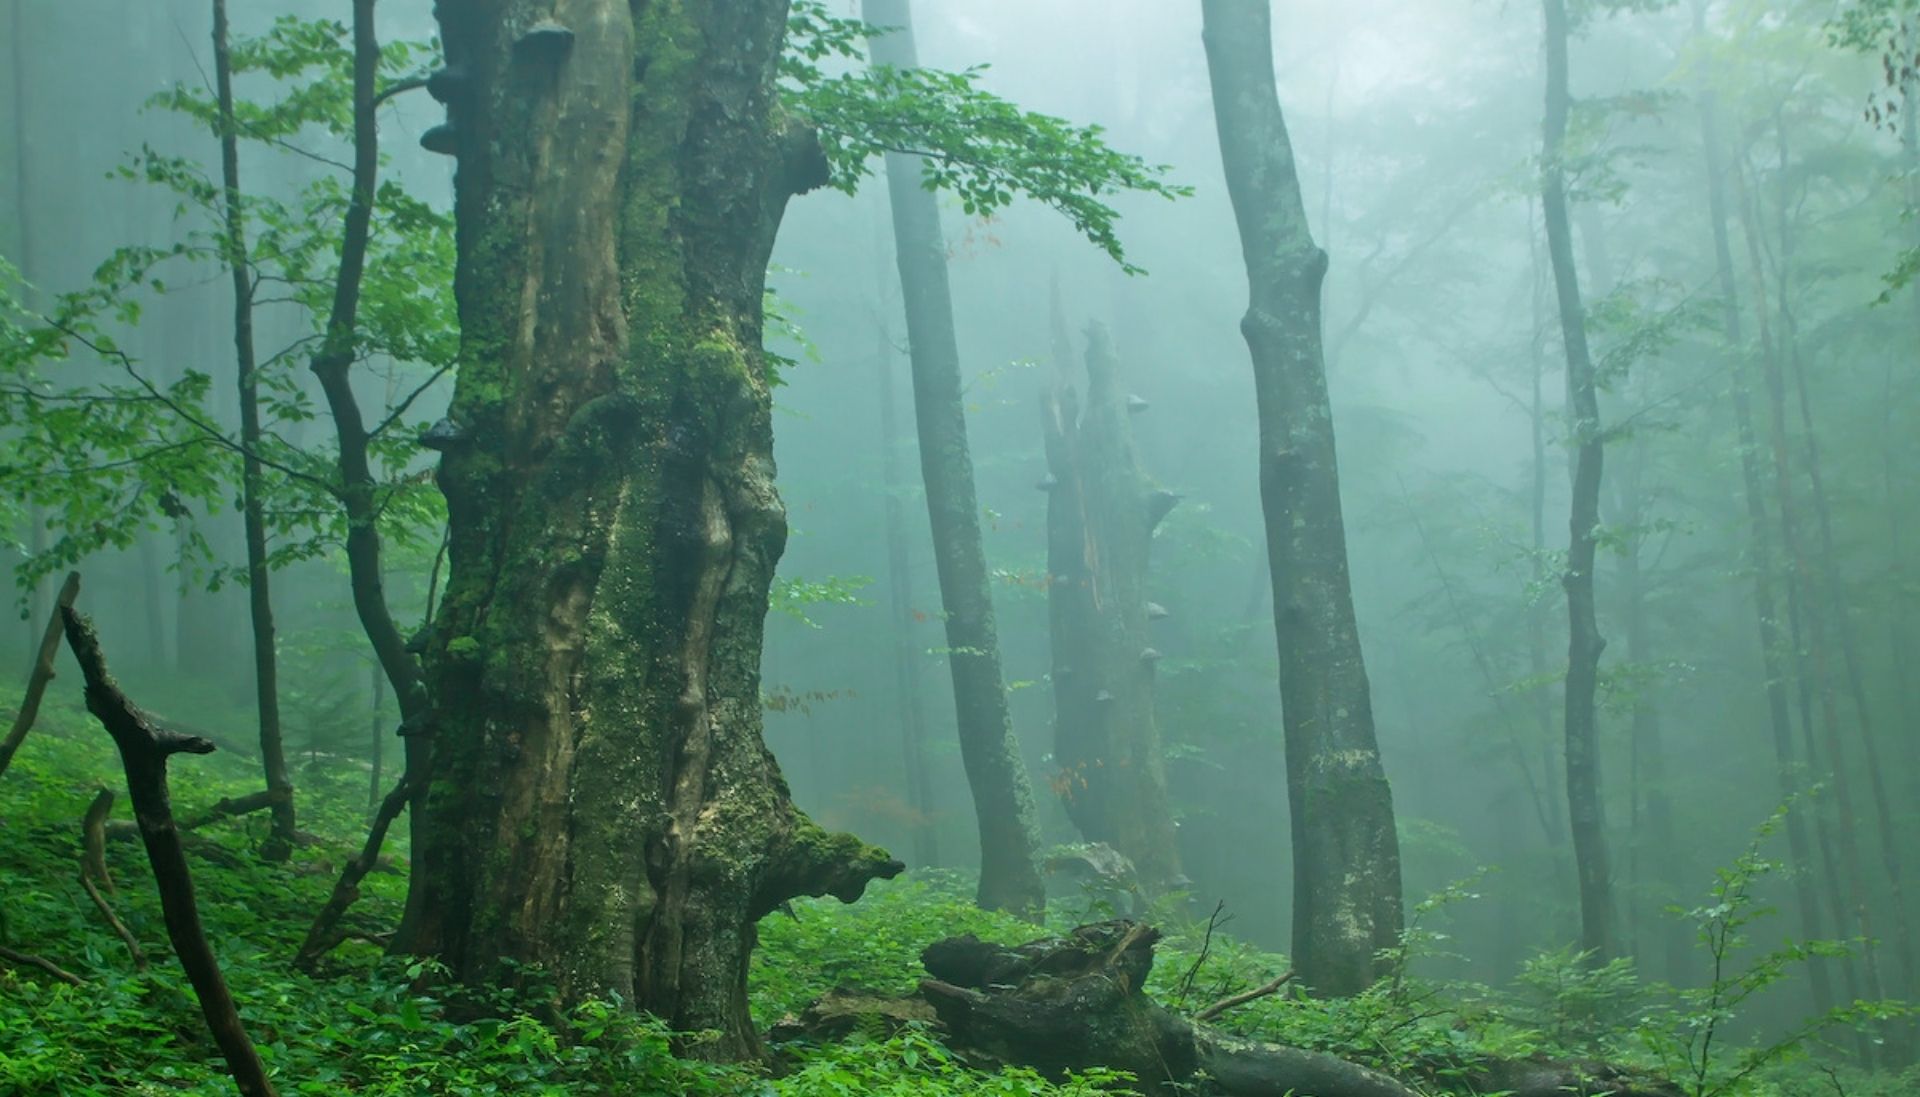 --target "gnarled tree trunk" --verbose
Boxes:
[1201,0,1403,995]
[1042,322,1182,892]
[416,0,899,1060]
